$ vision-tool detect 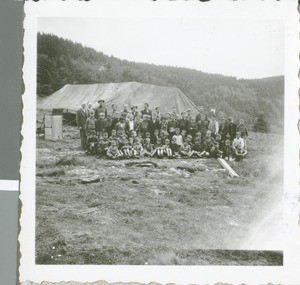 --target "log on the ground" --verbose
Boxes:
[125,161,158,168]
[217,158,239,178]
[177,164,207,173]
[80,175,101,184]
